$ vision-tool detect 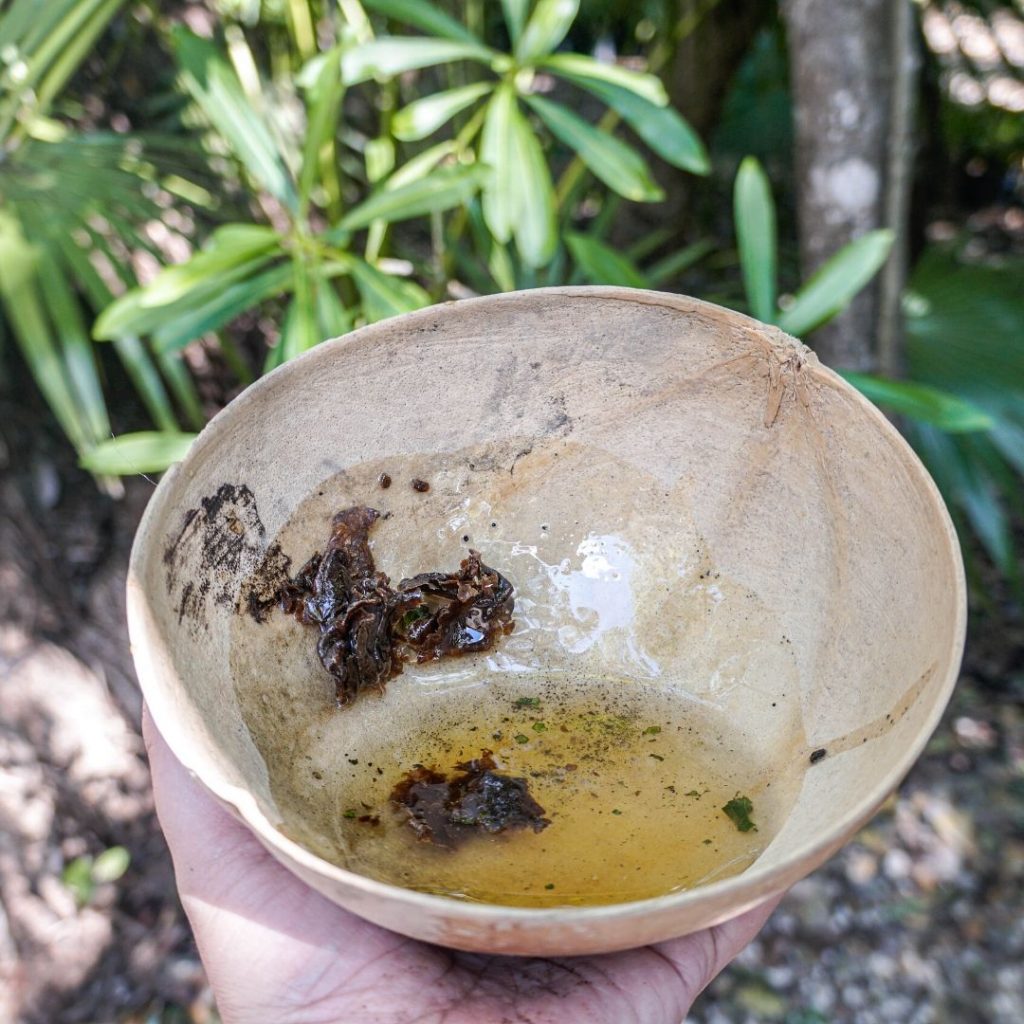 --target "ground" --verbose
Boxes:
[1,382,1022,1024]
